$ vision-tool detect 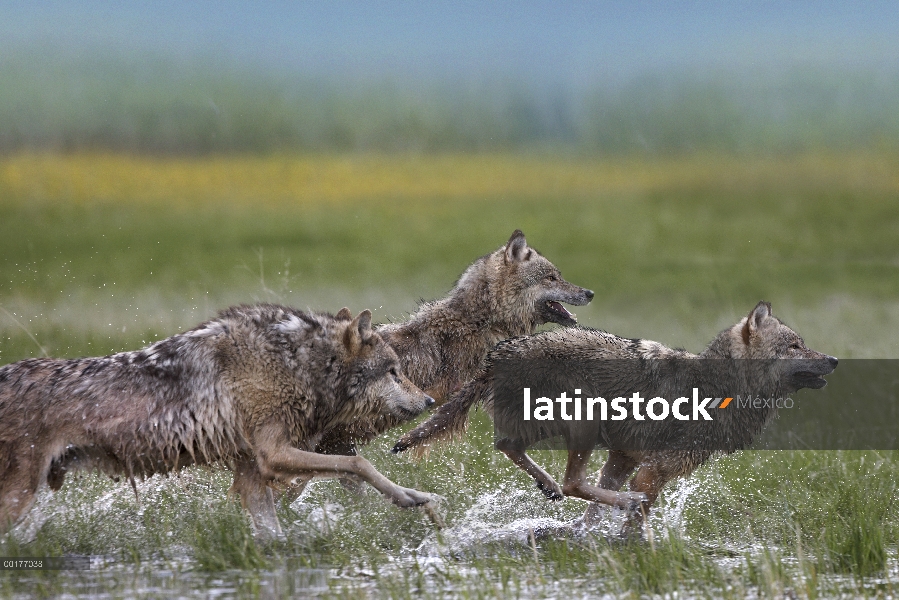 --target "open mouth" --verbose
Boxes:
[793,371,829,389]
[546,300,575,321]
[392,404,428,420]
